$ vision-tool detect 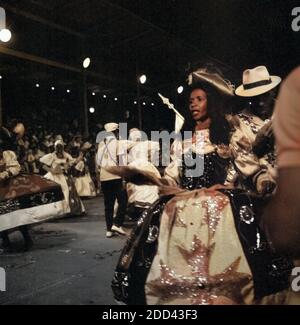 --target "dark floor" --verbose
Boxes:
[0,197,130,305]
